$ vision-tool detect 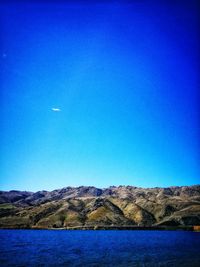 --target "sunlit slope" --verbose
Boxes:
[0,185,199,228]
